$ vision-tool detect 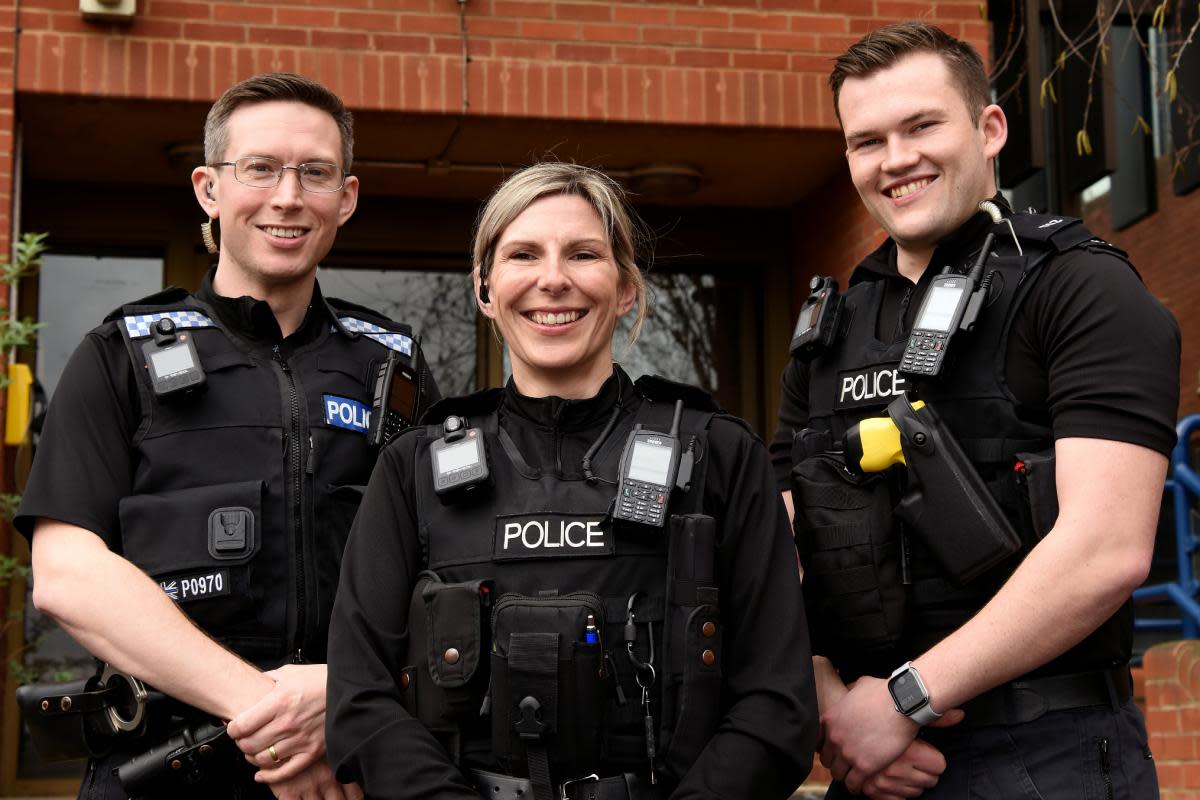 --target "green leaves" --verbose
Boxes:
[0,232,48,286]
